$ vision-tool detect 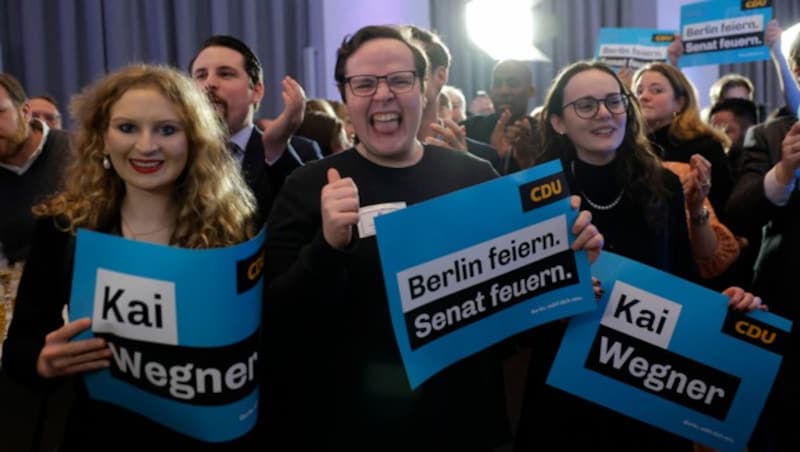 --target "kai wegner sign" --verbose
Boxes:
[70,228,265,442]
[549,252,790,451]
[679,0,772,67]
[375,160,595,388]
[595,28,675,68]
